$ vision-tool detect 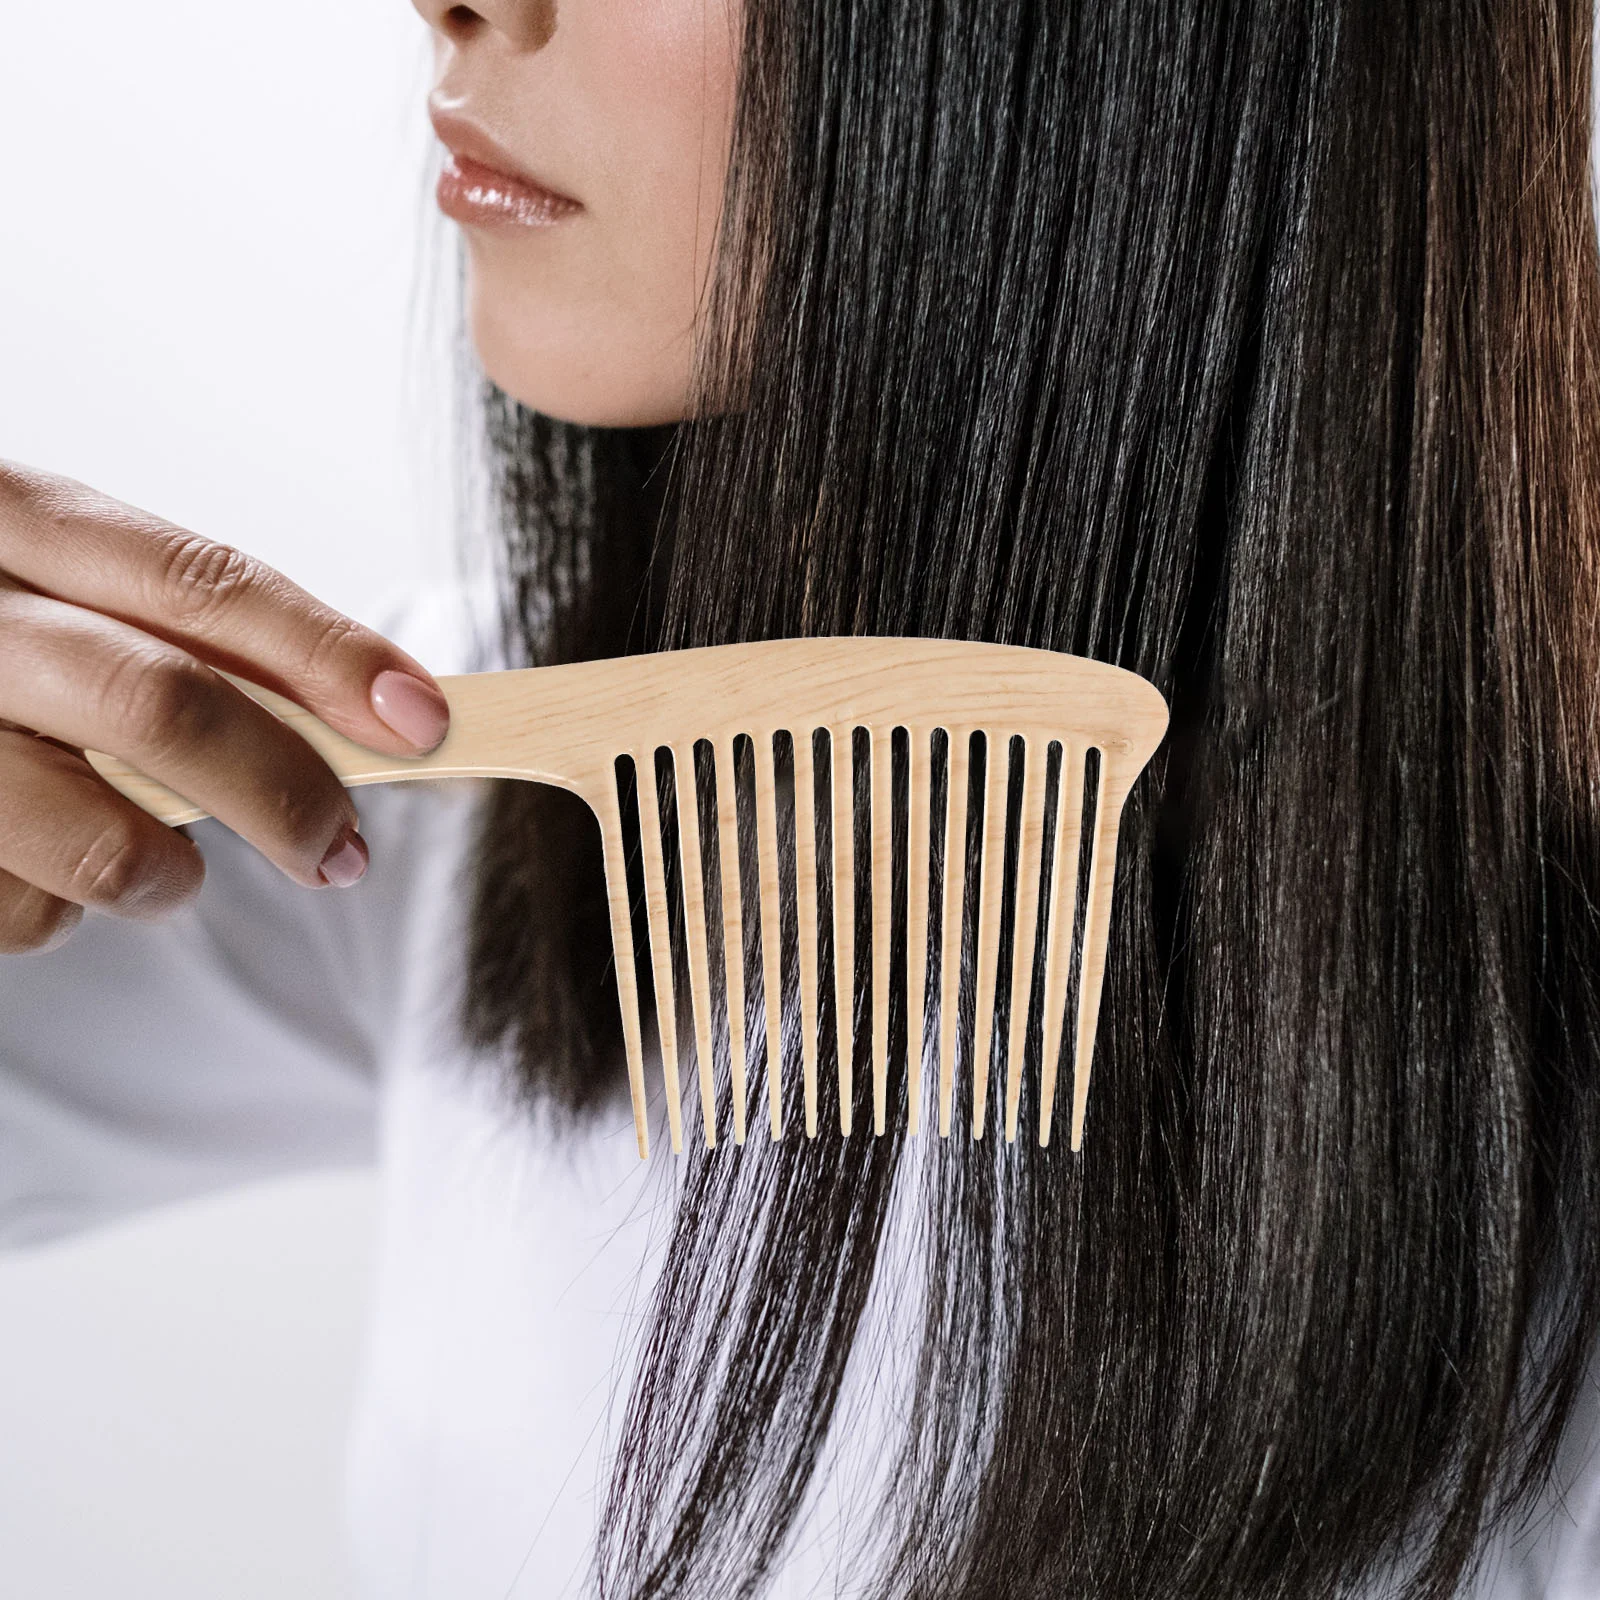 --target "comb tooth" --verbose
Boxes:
[937,729,970,1137]
[634,749,684,1154]
[869,726,893,1137]
[752,731,786,1139]
[1003,737,1048,1144]
[969,734,1010,1140]
[713,738,748,1145]
[831,725,855,1136]
[1038,744,1085,1147]
[905,728,931,1136]
[1069,761,1123,1152]
[671,743,719,1148]
[792,730,822,1137]
[597,779,650,1160]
